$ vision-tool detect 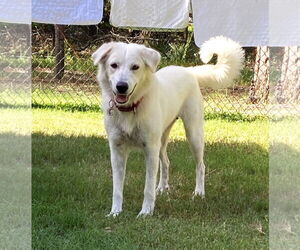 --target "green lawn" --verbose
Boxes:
[31,108,269,249]
[269,118,300,249]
